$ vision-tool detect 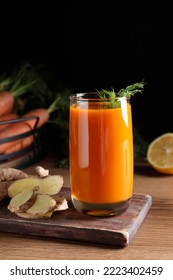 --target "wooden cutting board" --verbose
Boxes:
[0,188,152,247]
